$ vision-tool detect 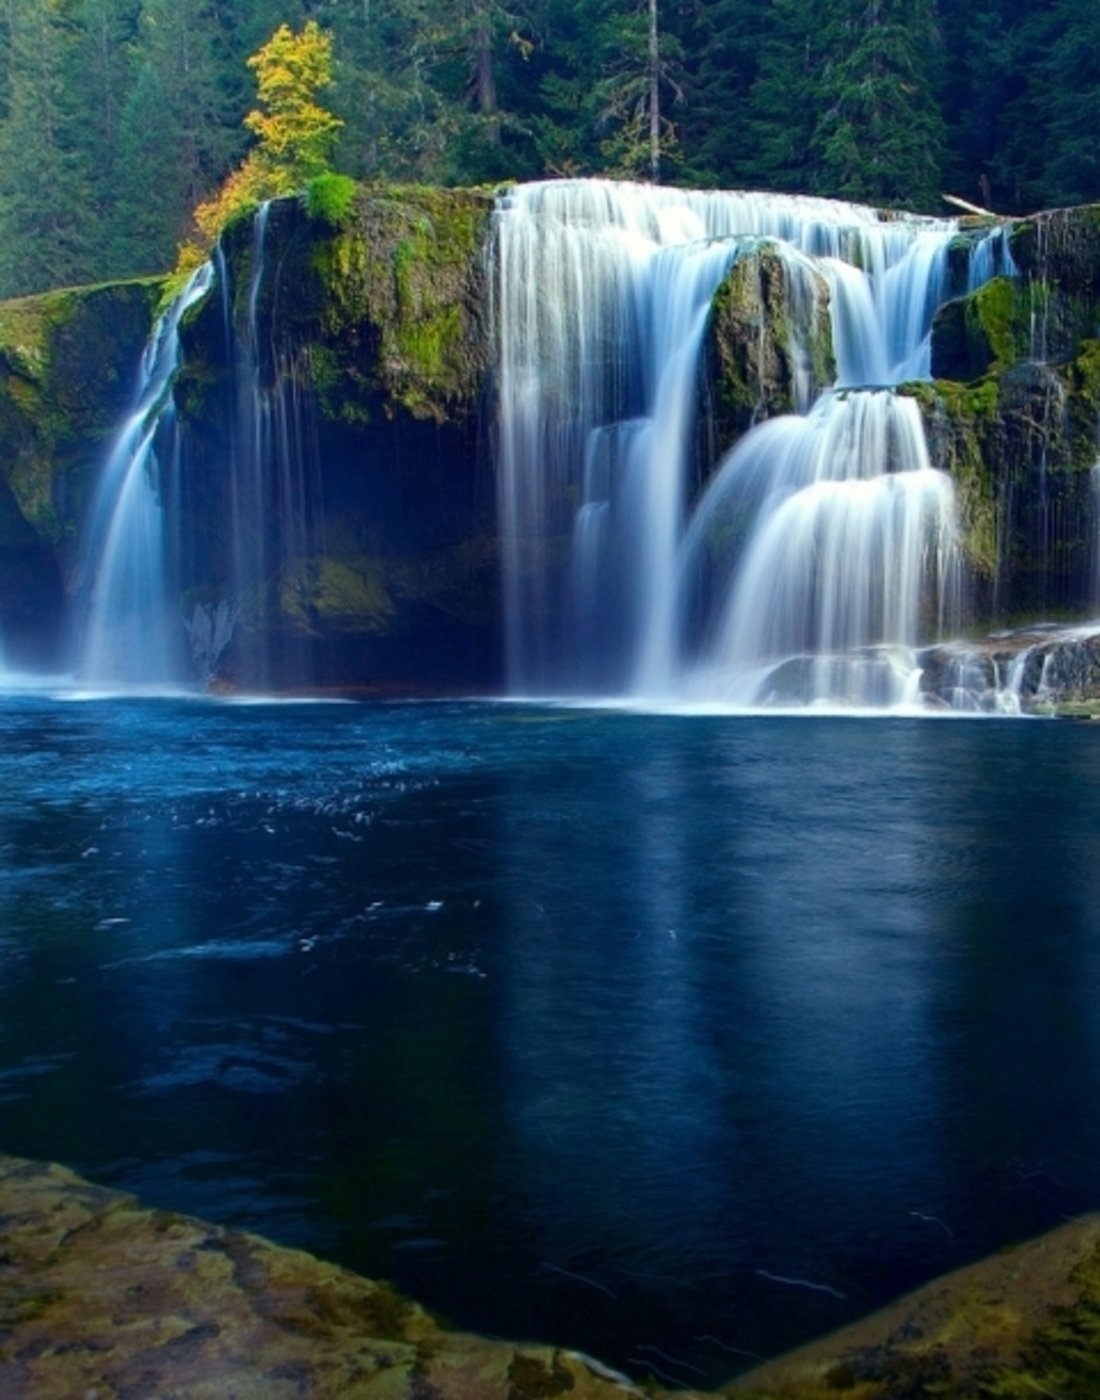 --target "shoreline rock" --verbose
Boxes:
[3,1153,1100,1398]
